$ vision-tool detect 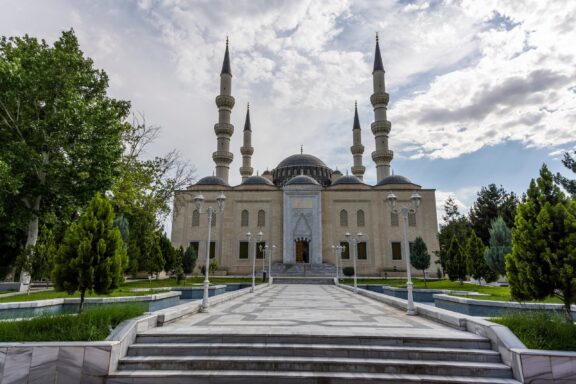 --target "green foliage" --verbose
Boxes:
[342,266,355,277]
[484,216,512,276]
[199,260,219,275]
[30,224,56,281]
[410,236,431,286]
[0,30,130,278]
[158,232,176,273]
[469,184,518,244]
[174,247,185,283]
[445,235,467,284]
[555,151,576,197]
[506,164,576,322]
[438,196,470,272]
[493,311,576,351]
[183,244,197,274]
[465,231,497,284]
[52,194,126,313]
[113,214,129,251]
[0,304,145,341]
